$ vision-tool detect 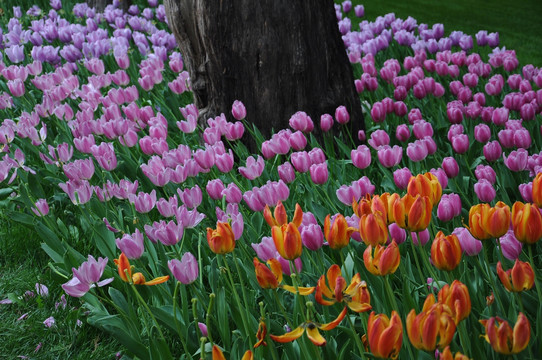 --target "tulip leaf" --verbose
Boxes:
[216,287,231,346]
[93,221,118,261]
[8,210,35,226]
